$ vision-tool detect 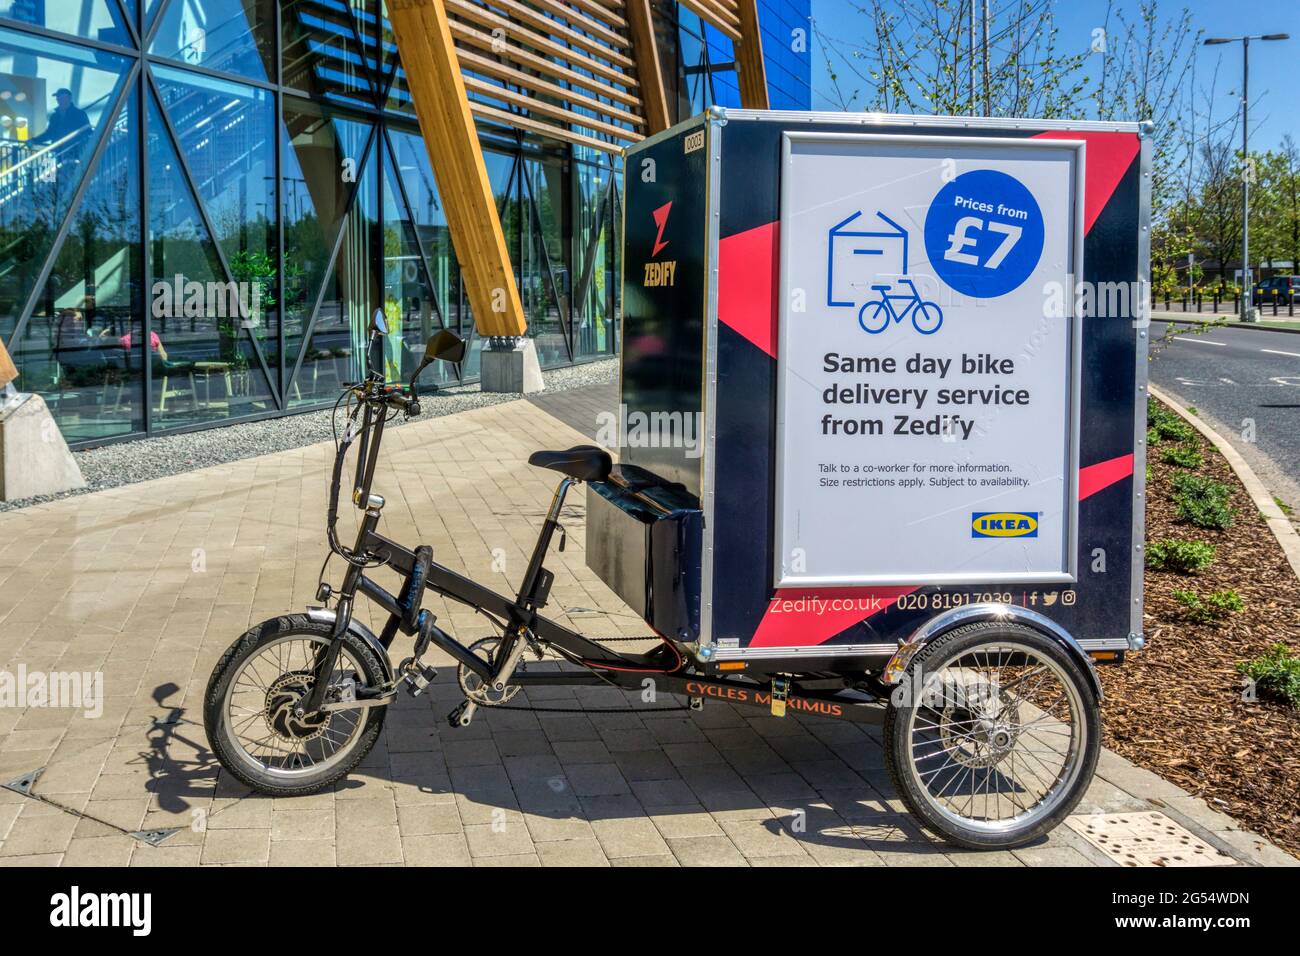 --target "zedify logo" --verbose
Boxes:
[644,201,677,288]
